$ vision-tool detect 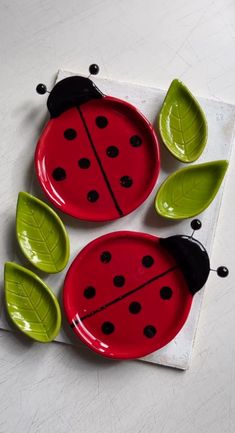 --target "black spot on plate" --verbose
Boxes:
[106,146,119,158]
[130,135,142,147]
[78,158,90,169]
[144,325,156,338]
[120,176,133,188]
[96,116,108,128]
[52,167,66,181]
[129,302,141,314]
[142,255,154,268]
[100,251,112,263]
[160,286,172,300]
[84,286,96,299]
[113,275,125,287]
[64,128,77,140]
[102,321,115,334]
[87,190,99,202]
